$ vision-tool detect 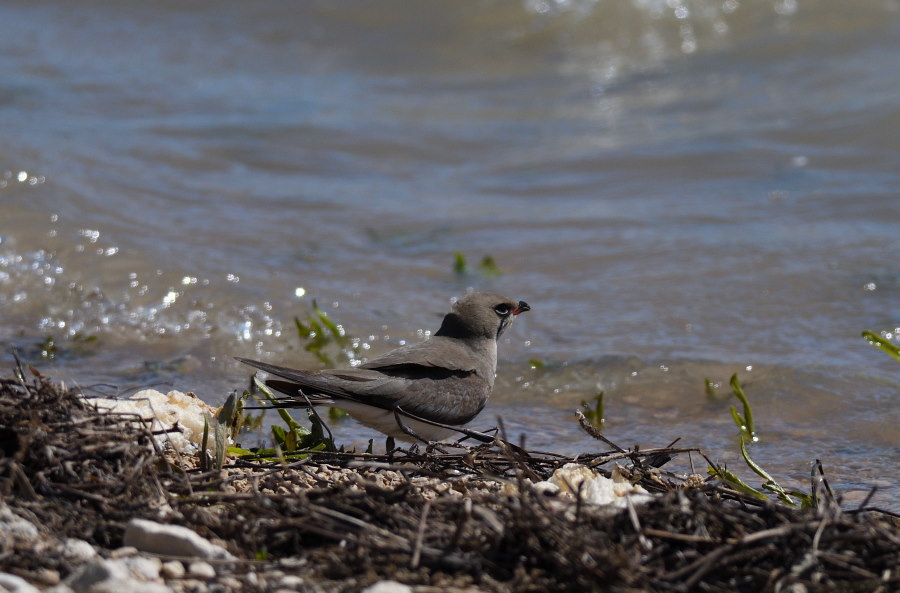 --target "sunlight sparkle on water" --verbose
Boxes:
[79,229,100,243]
